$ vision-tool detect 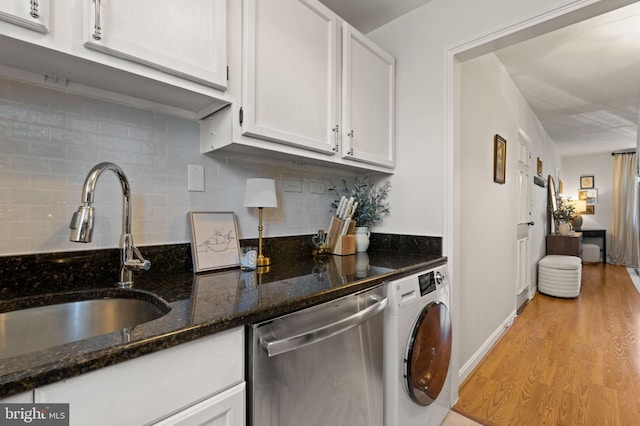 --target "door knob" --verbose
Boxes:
[527,221,535,226]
